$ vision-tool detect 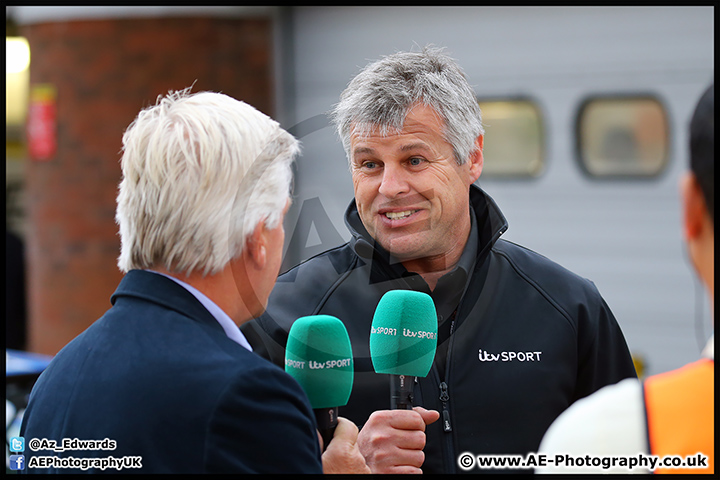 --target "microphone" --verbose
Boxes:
[370,290,437,410]
[285,315,354,451]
